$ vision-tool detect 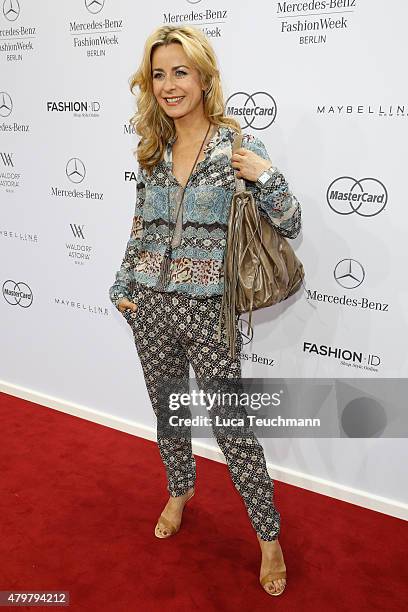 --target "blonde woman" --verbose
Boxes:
[109,25,301,597]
